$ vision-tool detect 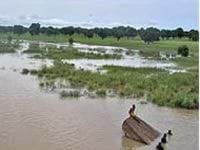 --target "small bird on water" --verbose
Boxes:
[161,133,167,144]
[156,142,164,150]
[167,130,173,136]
